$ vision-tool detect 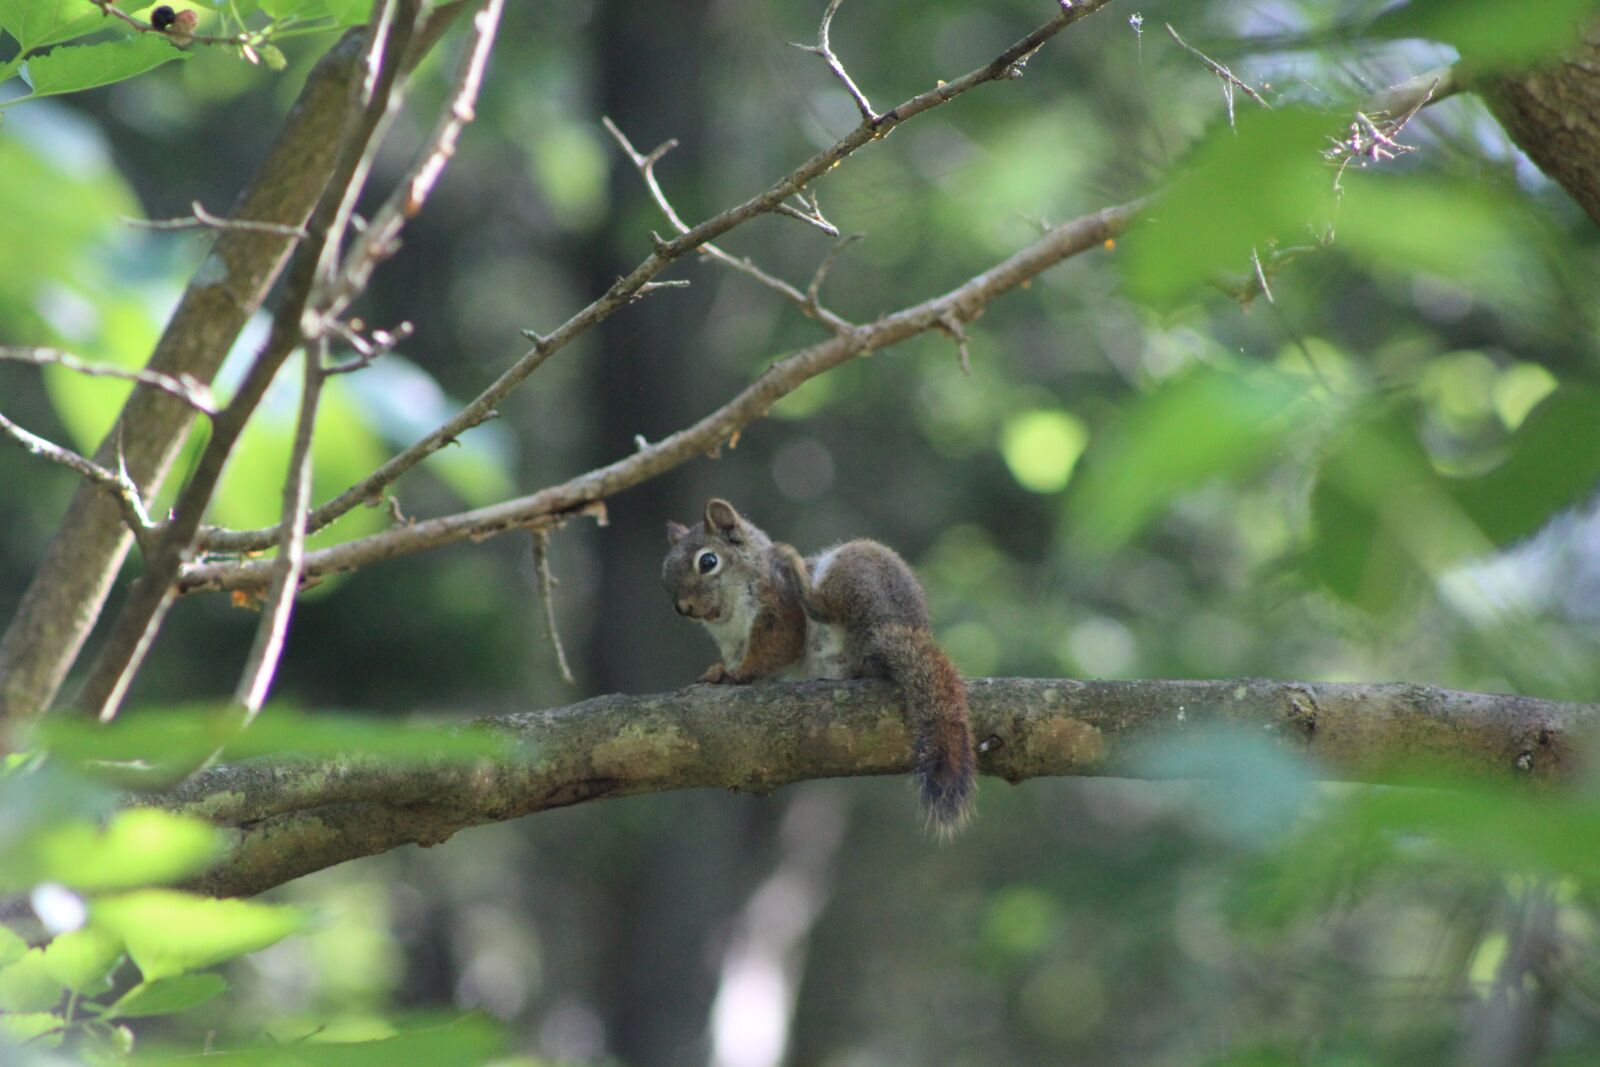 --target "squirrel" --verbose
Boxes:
[662,498,976,835]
